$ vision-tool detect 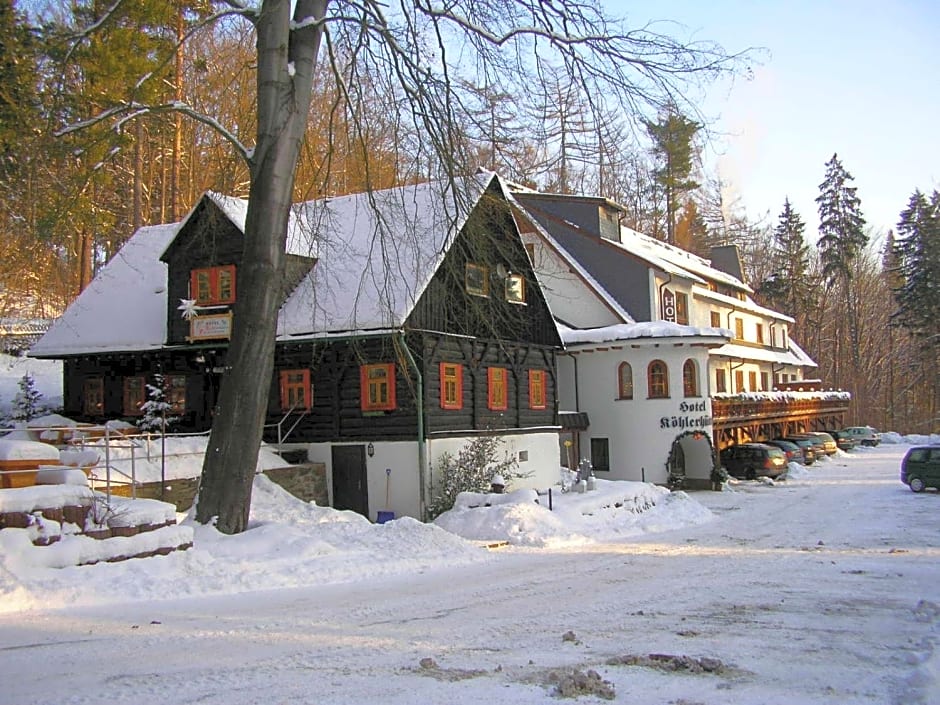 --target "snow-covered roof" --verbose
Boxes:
[709,341,811,367]
[558,321,731,347]
[200,191,319,259]
[278,174,491,336]
[693,287,795,323]
[32,176,494,355]
[787,337,818,368]
[30,224,178,357]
